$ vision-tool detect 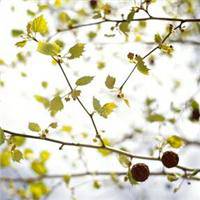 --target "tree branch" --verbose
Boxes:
[3,129,200,172]
[1,171,200,183]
